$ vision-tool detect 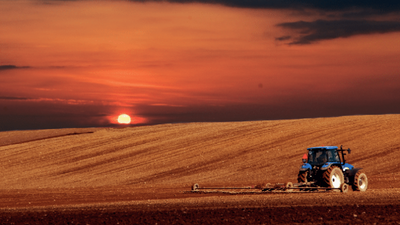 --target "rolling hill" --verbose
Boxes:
[1,114,399,190]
